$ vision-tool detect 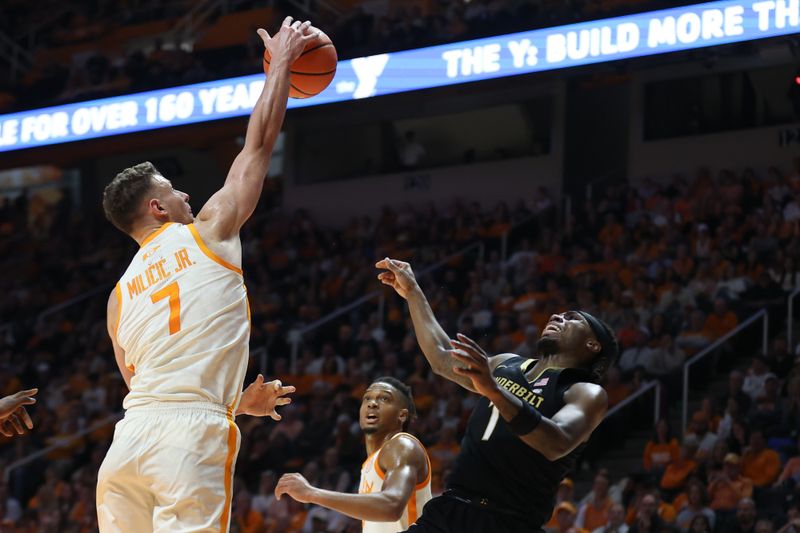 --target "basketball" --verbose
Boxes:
[263,30,337,99]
